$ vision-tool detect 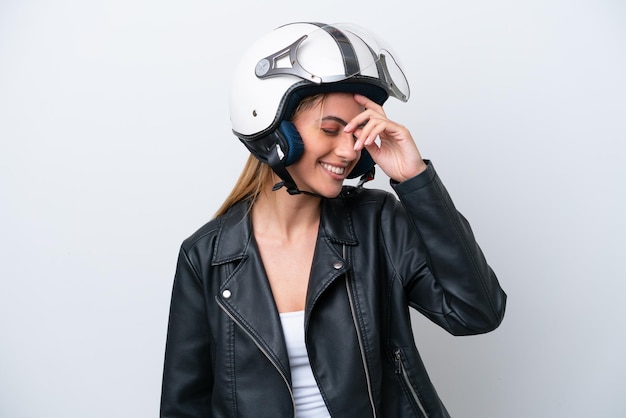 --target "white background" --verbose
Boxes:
[1,1,625,417]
